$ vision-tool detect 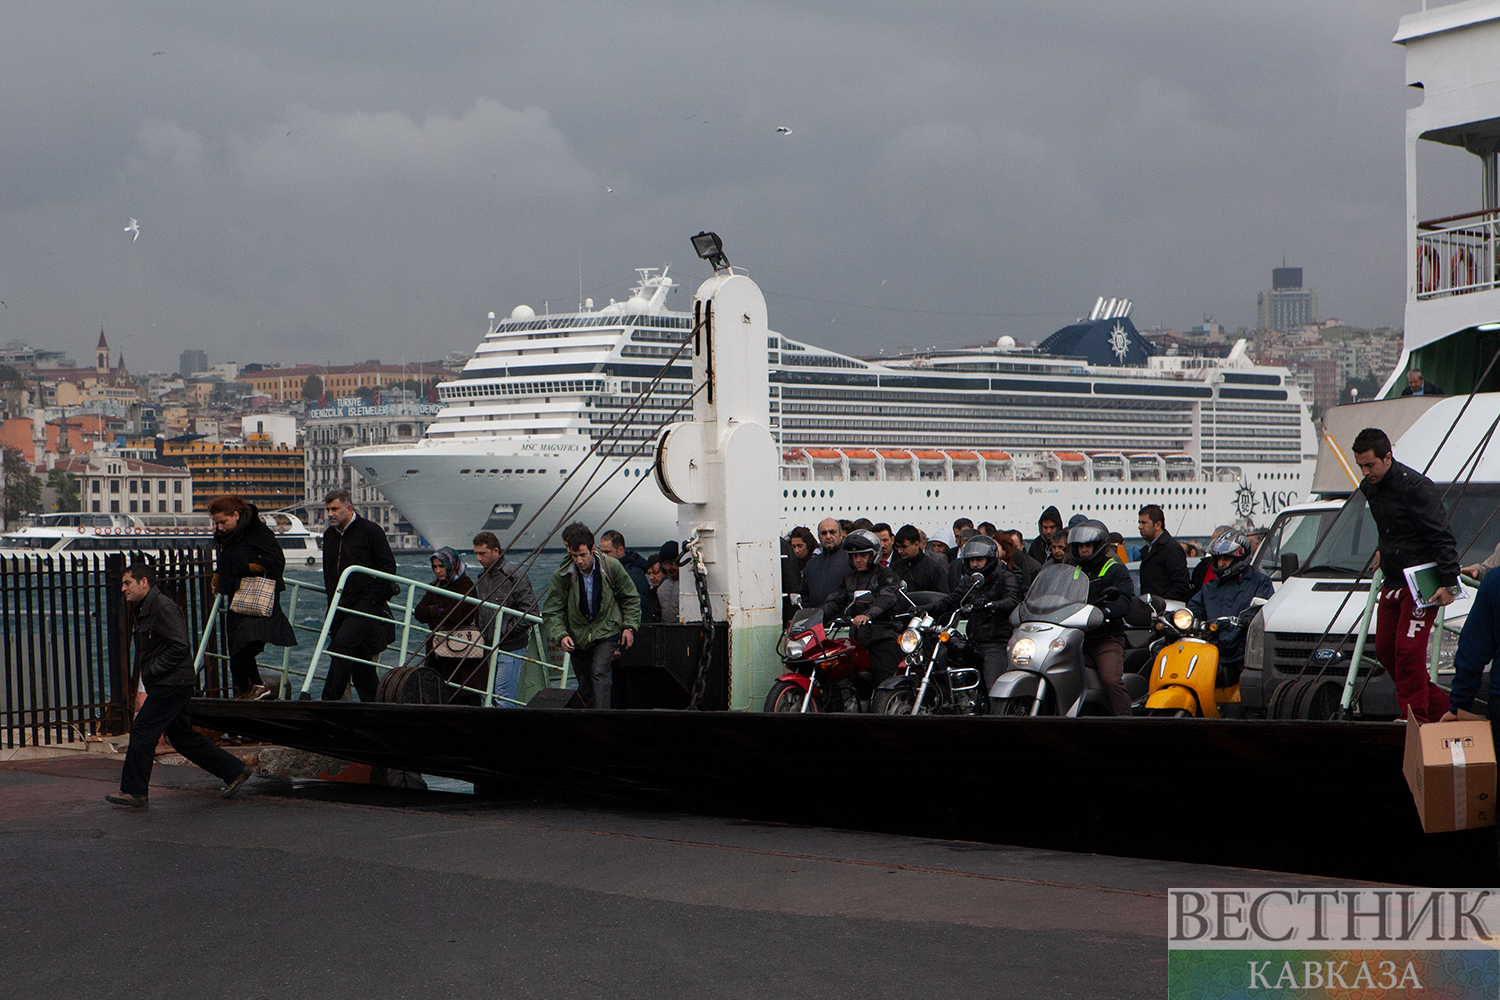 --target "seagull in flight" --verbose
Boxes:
[151,51,165,56]
[124,218,140,242]
[776,126,793,135]
[606,186,614,193]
